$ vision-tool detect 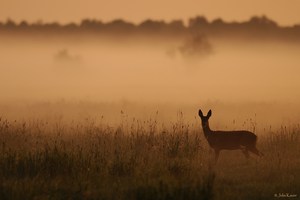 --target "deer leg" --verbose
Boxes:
[249,146,264,157]
[214,149,220,162]
[242,149,250,159]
